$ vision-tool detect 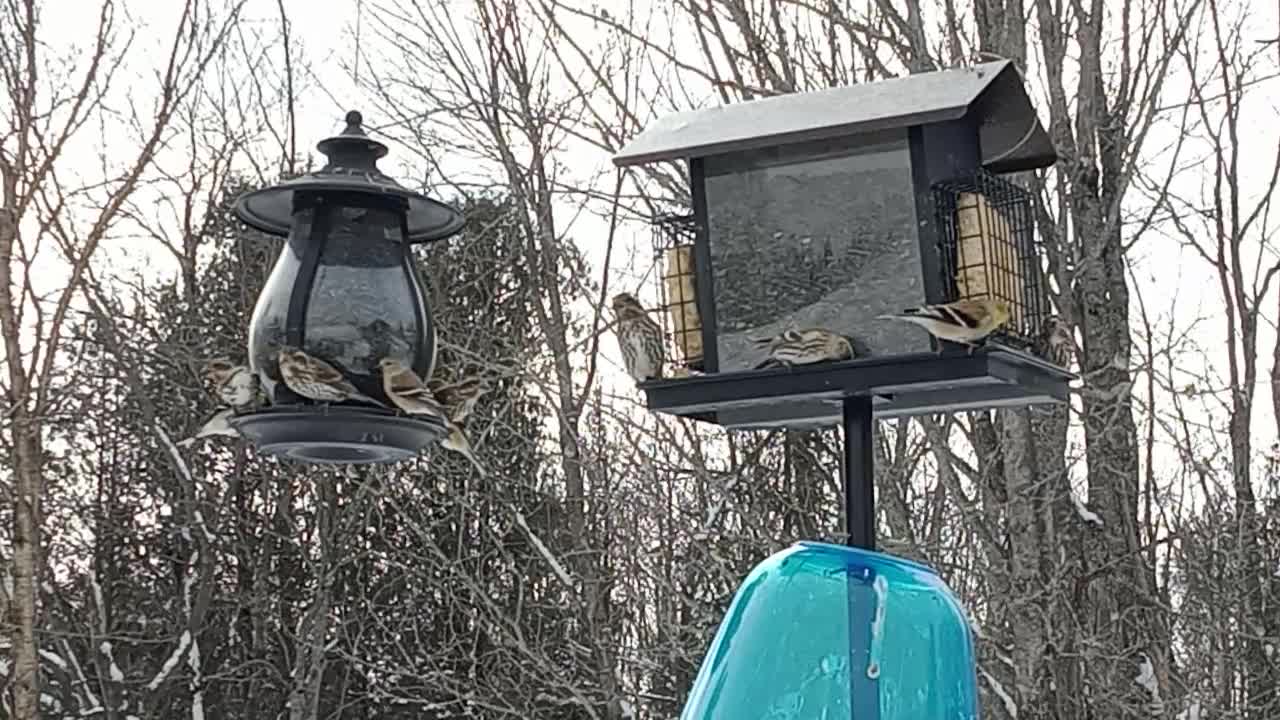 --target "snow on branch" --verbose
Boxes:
[146,630,192,691]
[979,666,1018,718]
[513,510,575,591]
